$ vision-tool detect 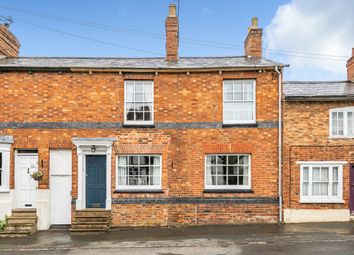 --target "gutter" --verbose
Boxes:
[275,66,283,224]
